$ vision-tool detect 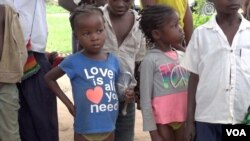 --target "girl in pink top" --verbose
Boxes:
[139,5,188,141]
